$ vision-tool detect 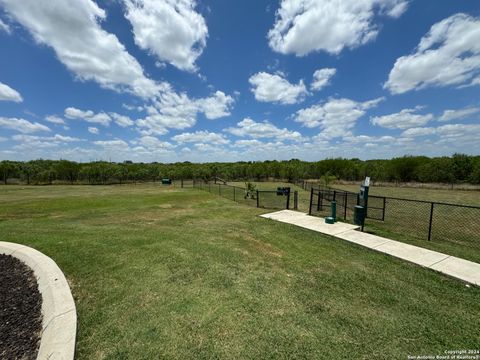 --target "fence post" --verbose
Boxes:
[309,188,313,215]
[293,191,298,210]
[344,192,347,220]
[382,197,386,221]
[317,191,321,211]
[256,190,259,208]
[233,187,236,202]
[333,190,336,202]
[286,189,290,209]
[428,202,435,241]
